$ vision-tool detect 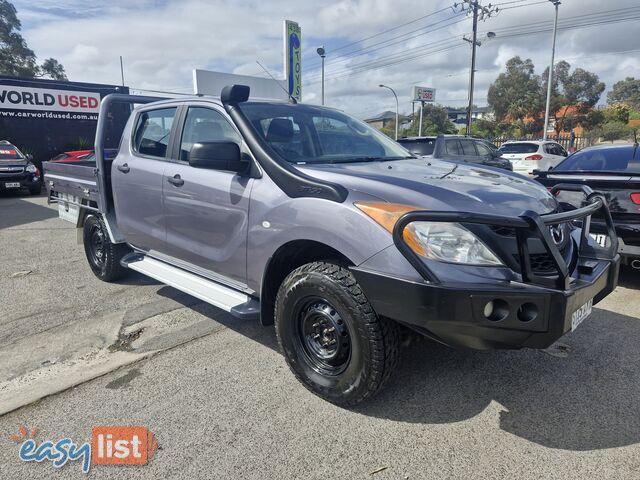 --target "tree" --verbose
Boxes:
[607,77,640,111]
[488,57,541,128]
[541,61,605,135]
[594,121,632,143]
[488,56,605,136]
[403,104,456,136]
[603,103,630,124]
[39,58,67,80]
[0,0,67,80]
